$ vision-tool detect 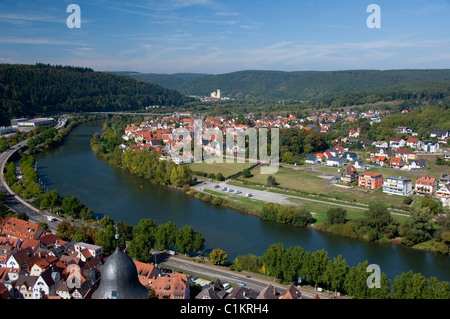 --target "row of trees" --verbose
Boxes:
[91,119,192,188]
[260,203,314,228]
[5,156,42,200]
[231,242,449,299]
[56,216,205,261]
